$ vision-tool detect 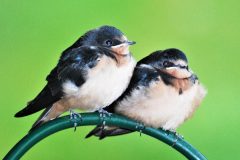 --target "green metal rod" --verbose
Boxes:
[3,112,207,160]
